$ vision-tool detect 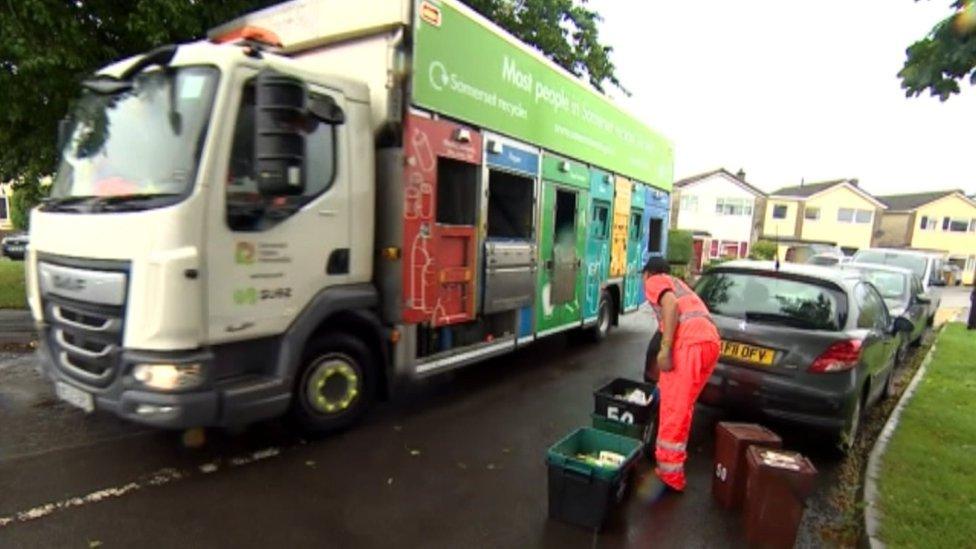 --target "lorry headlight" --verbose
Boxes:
[132,363,204,390]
